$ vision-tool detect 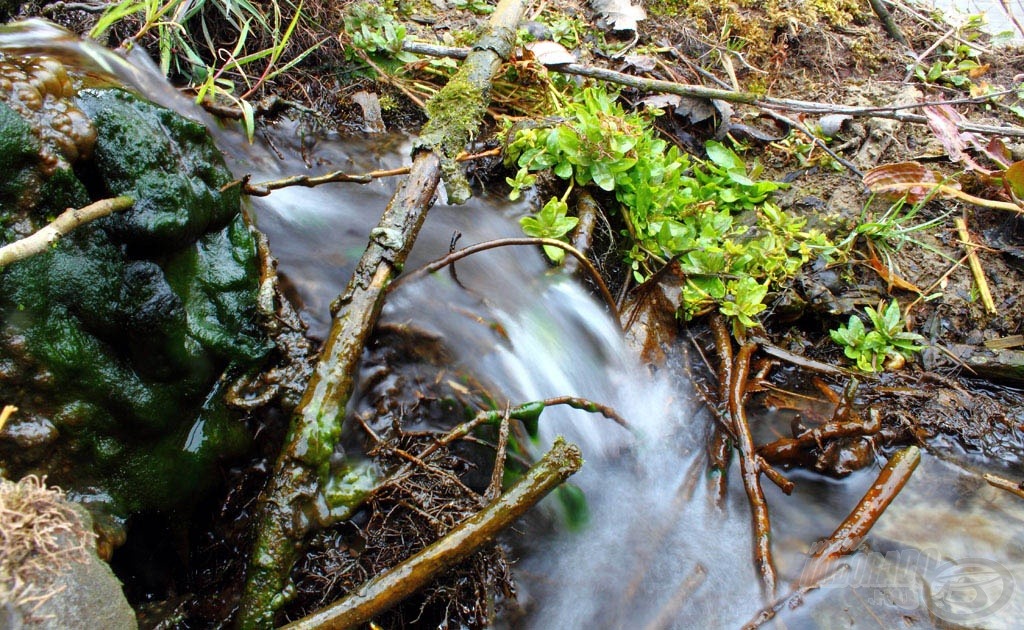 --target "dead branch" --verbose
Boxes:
[280,438,583,630]
[0,196,134,268]
[708,313,734,504]
[402,41,1024,138]
[563,190,599,276]
[729,341,777,598]
[983,472,1024,500]
[799,445,920,585]
[223,148,501,196]
[393,237,620,326]
[236,1,526,626]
